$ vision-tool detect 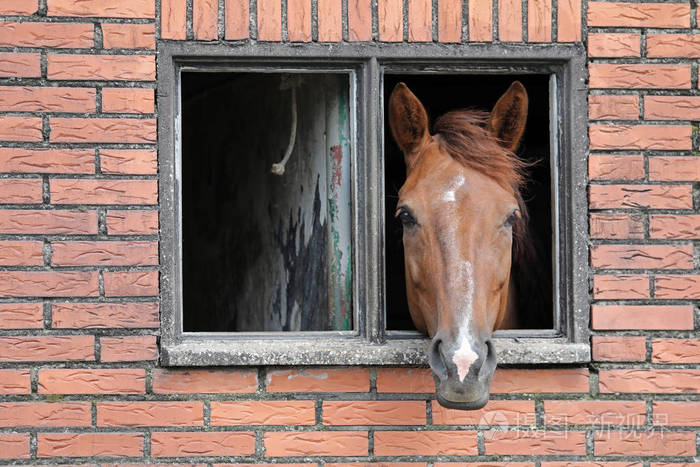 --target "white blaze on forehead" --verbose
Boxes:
[452,260,477,382]
[441,174,465,202]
